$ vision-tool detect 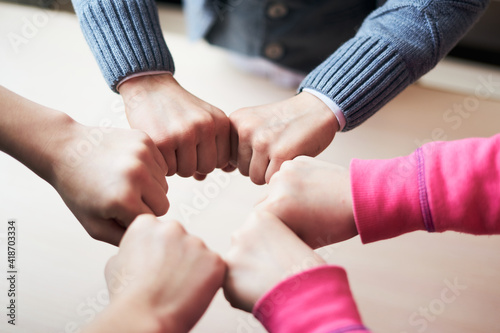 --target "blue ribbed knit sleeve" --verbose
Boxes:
[299,0,489,131]
[72,0,175,92]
